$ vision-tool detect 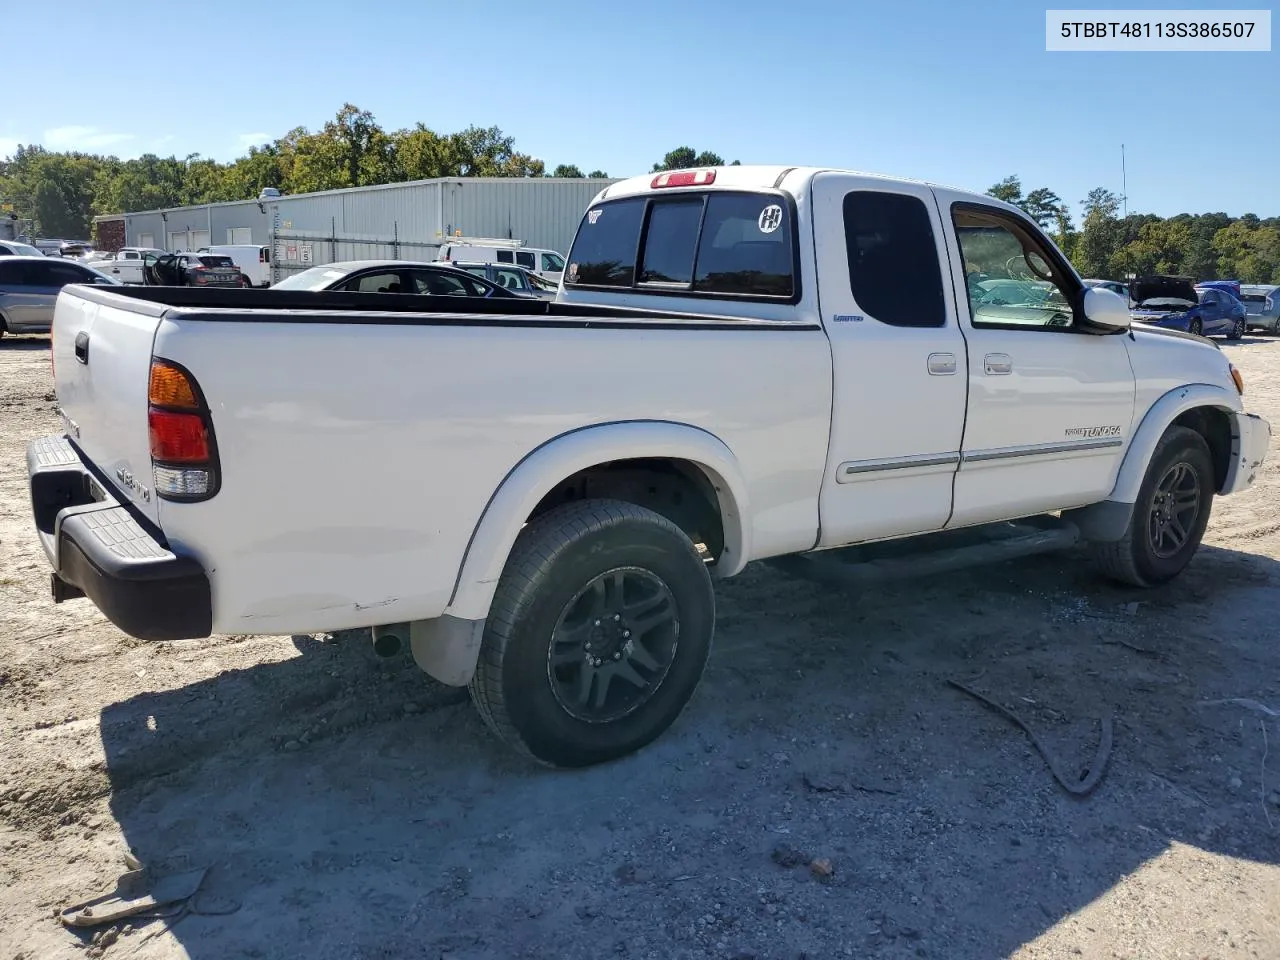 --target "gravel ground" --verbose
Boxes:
[1,331,1278,959]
